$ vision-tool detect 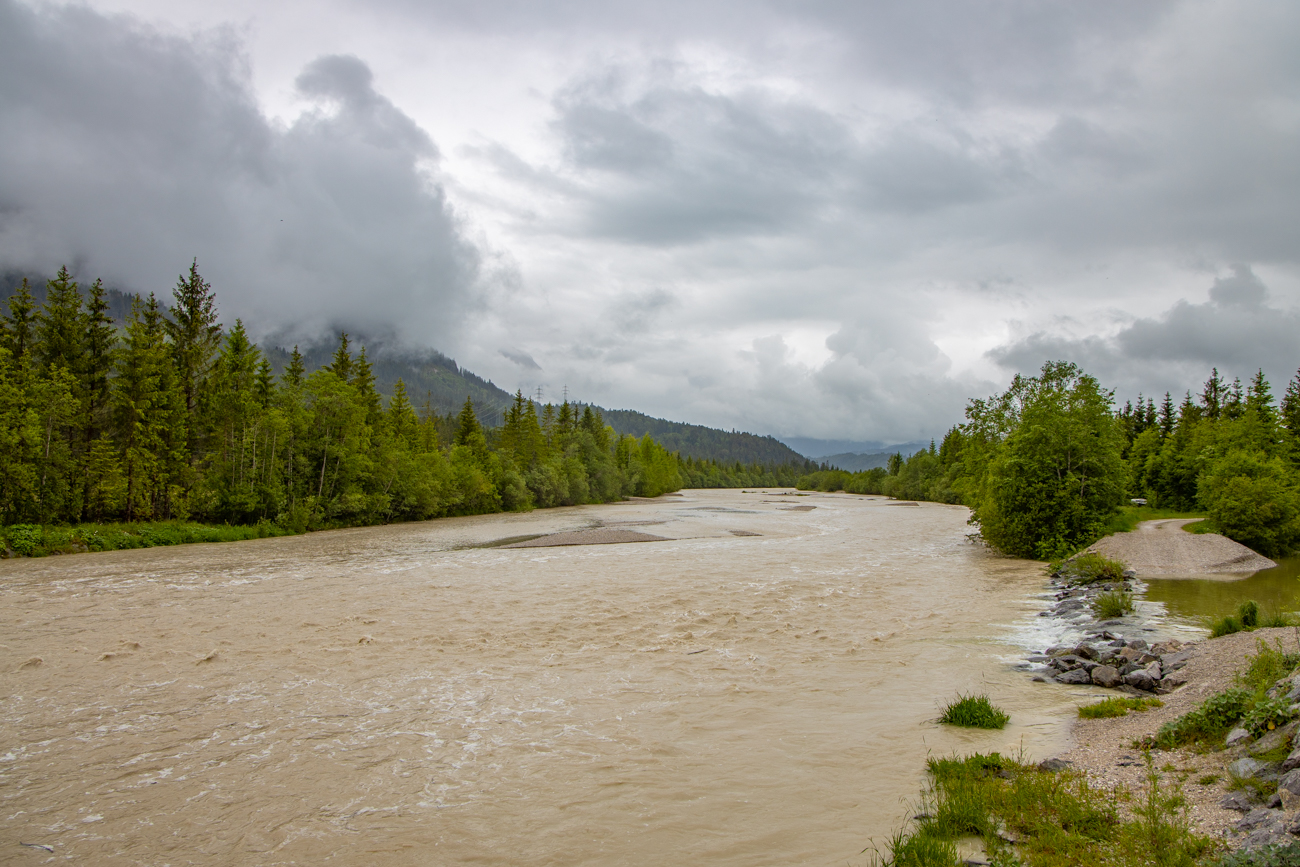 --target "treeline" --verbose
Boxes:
[0,263,686,531]
[798,361,1300,560]
[680,455,819,489]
